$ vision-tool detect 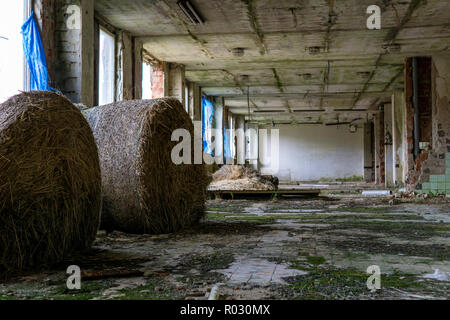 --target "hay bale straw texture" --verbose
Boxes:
[85,98,209,234]
[0,91,102,272]
[209,165,279,191]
